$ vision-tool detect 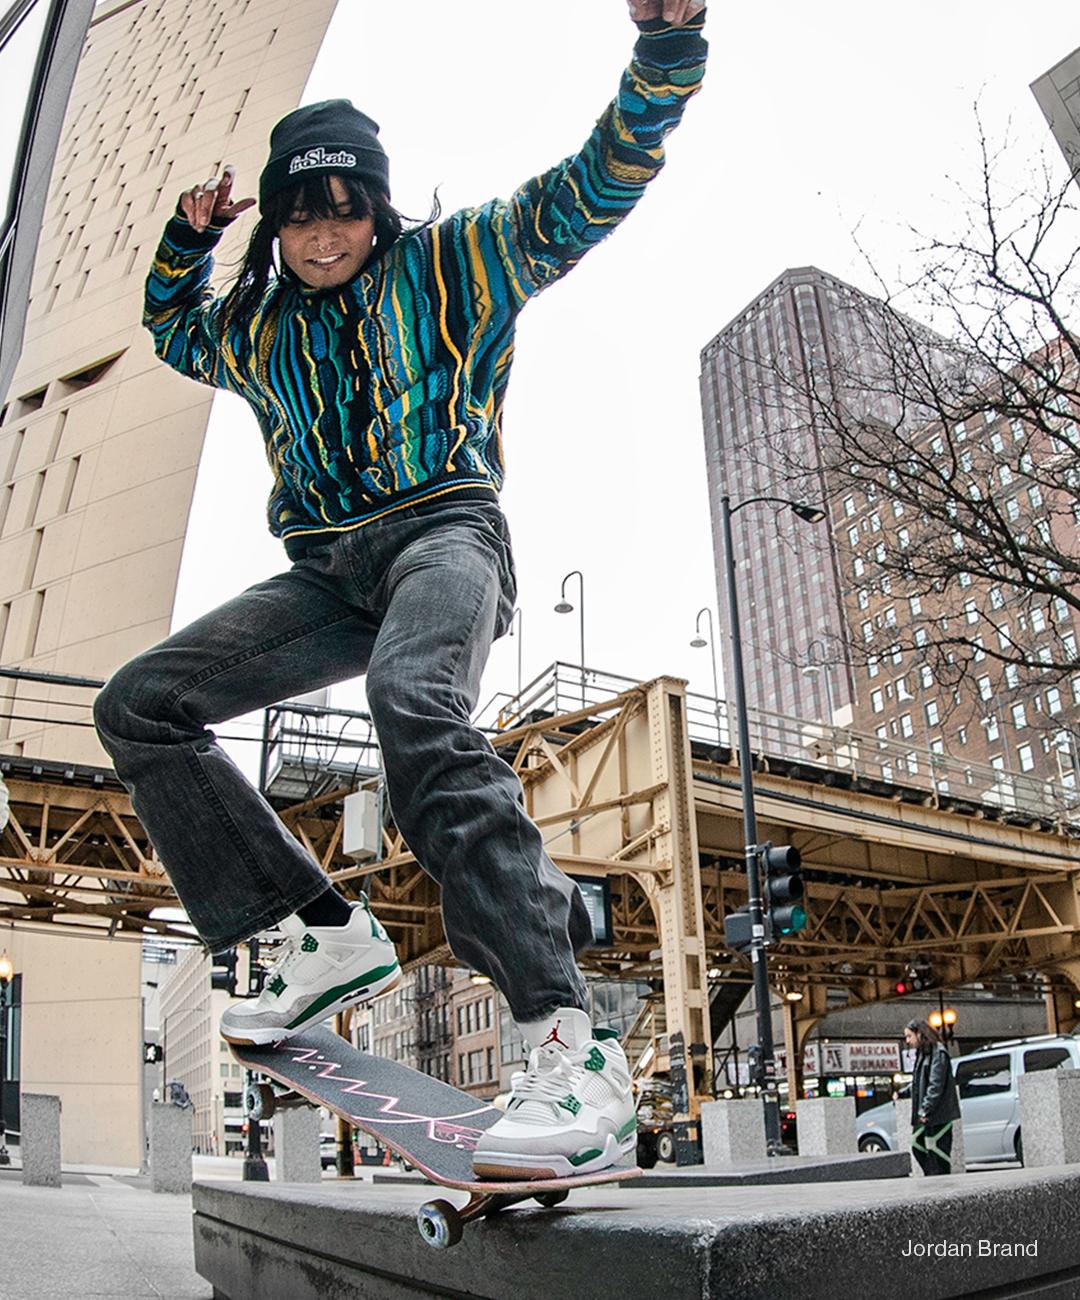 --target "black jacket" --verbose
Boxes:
[911,1043,961,1126]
